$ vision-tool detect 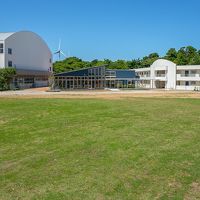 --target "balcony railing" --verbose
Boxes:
[155,74,166,77]
[177,74,200,80]
[139,75,150,78]
[180,74,198,77]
